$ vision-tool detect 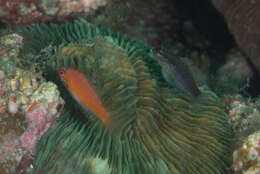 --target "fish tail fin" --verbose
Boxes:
[103,117,122,136]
